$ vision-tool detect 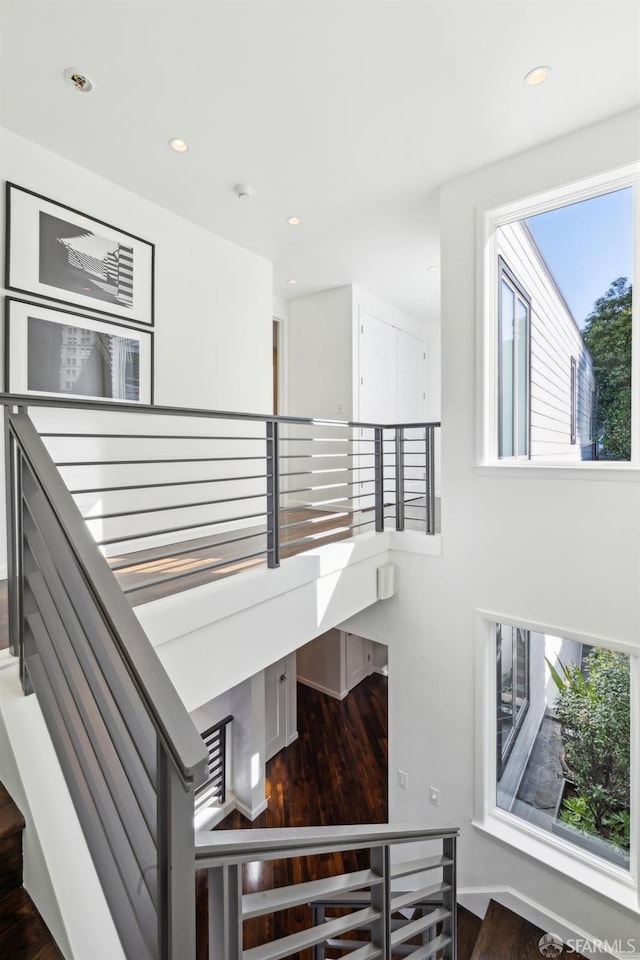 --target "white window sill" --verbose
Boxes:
[473,811,638,914]
[475,462,640,482]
